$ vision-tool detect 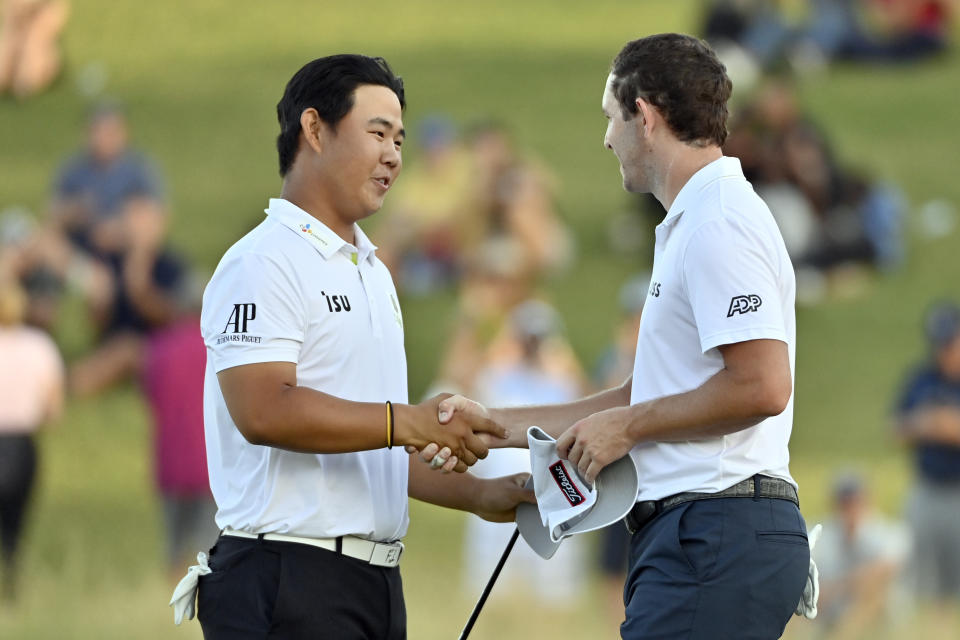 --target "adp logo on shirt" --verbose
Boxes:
[727,294,762,317]
[549,460,586,506]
